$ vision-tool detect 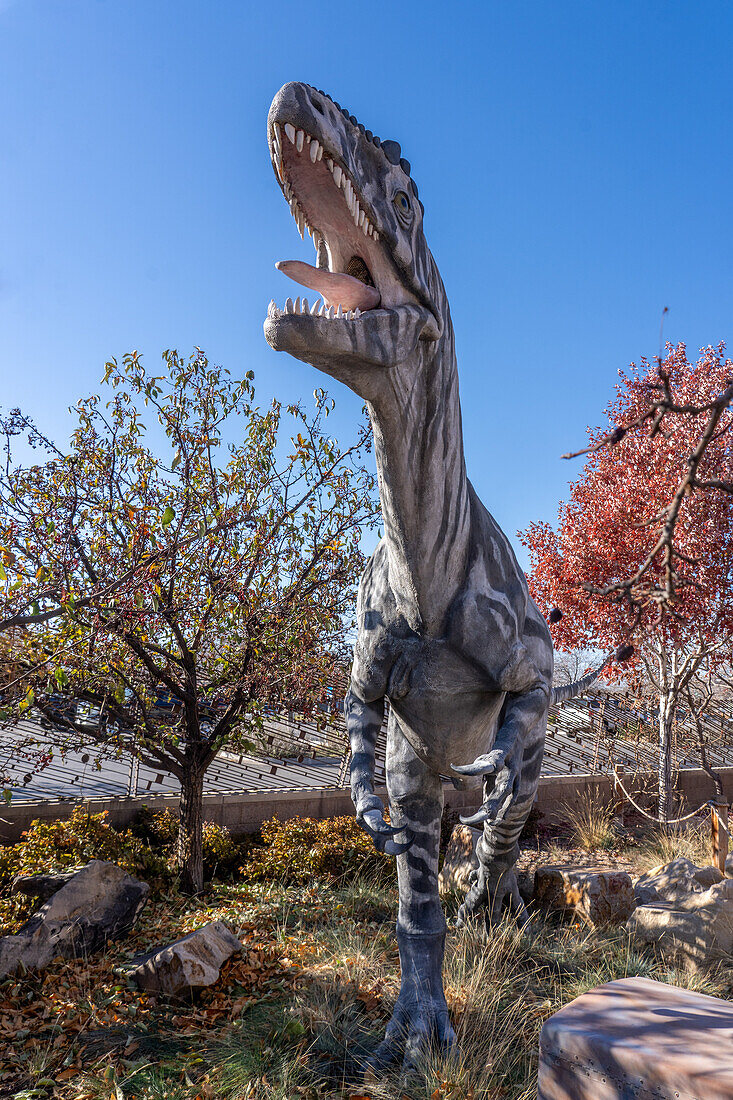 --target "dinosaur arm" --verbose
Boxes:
[452,681,550,826]
[345,688,413,856]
